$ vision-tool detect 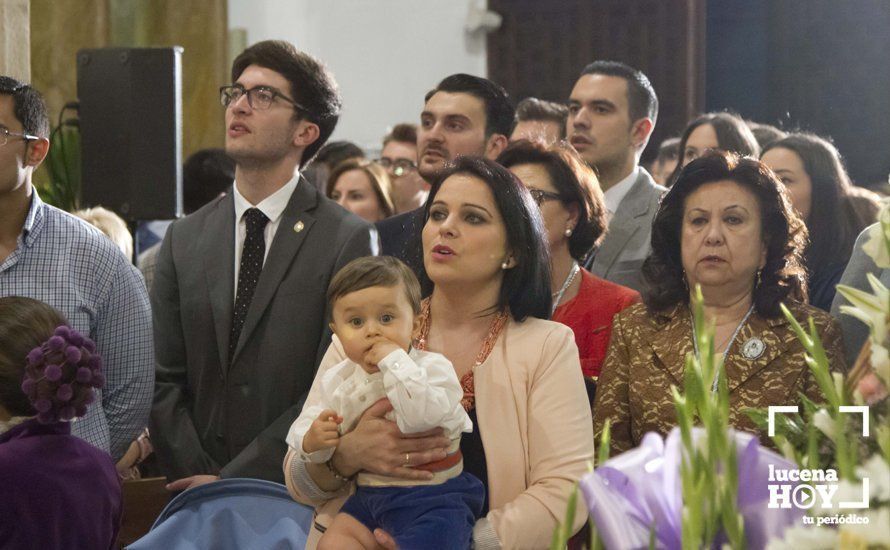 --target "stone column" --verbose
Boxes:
[0,0,30,81]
